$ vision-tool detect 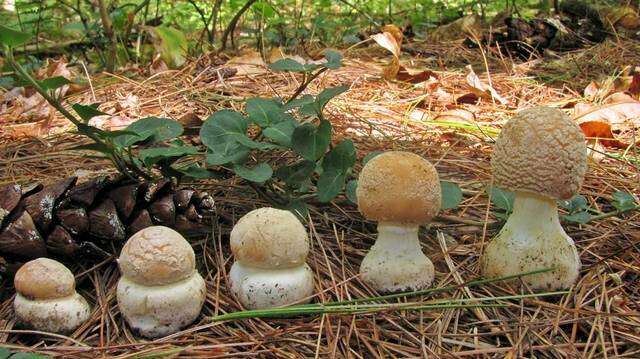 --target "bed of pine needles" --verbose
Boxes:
[0,38,639,358]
